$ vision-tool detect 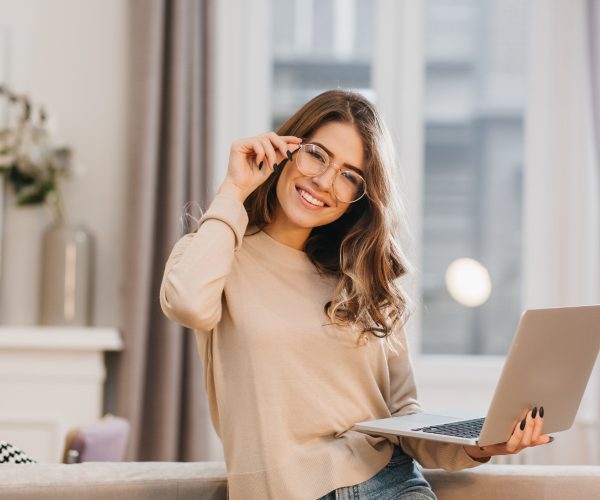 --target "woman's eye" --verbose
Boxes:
[310,151,326,163]
[341,171,359,185]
